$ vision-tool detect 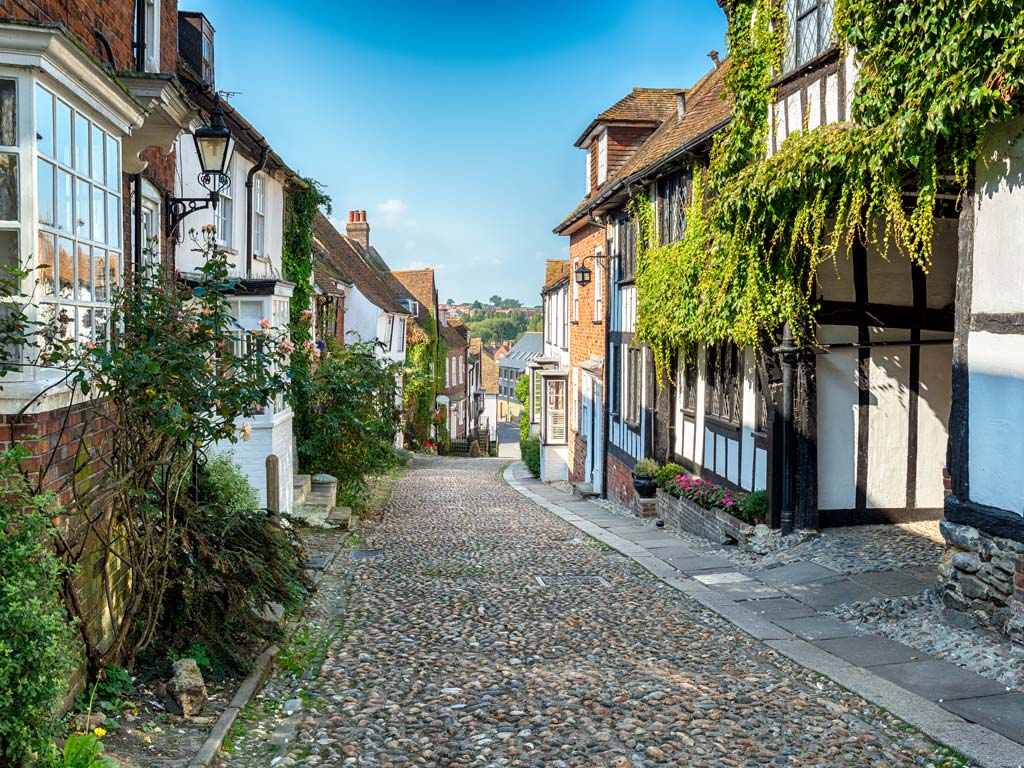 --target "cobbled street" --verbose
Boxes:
[253,457,957,767]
